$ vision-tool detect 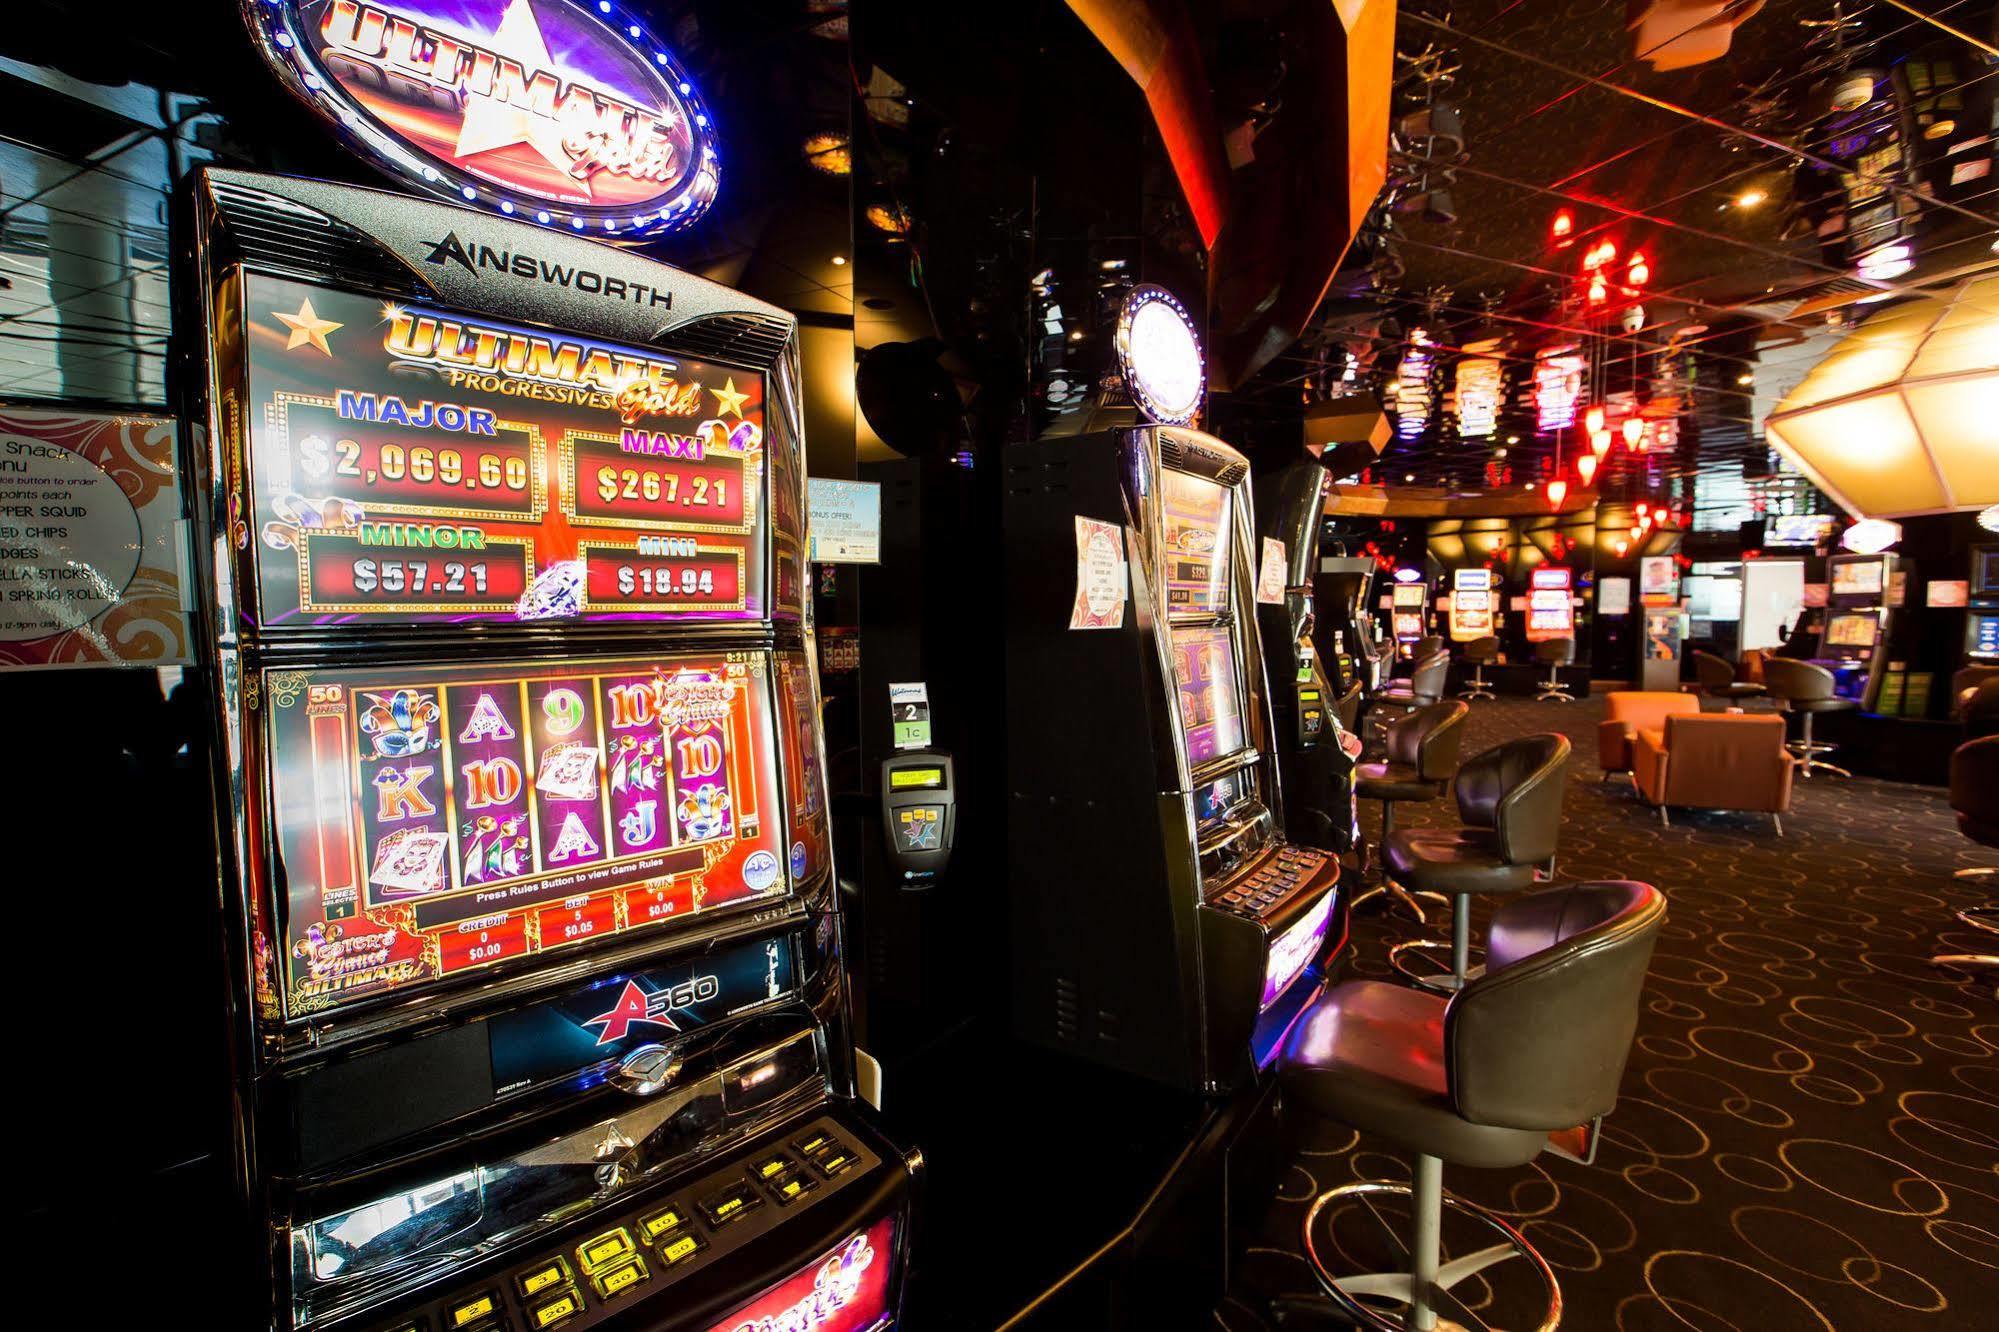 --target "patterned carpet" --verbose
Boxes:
[1221,694,1999,1331]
